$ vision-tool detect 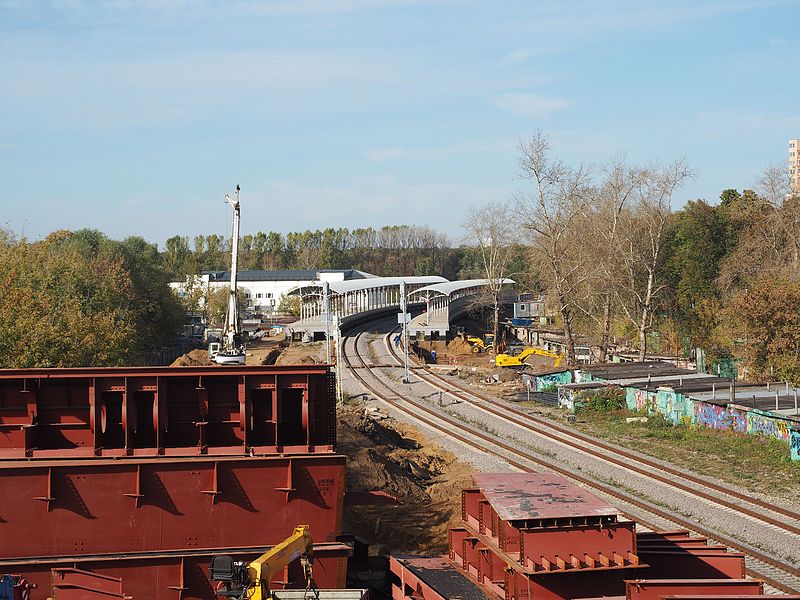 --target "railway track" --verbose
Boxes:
[340,324,800,594]
[382,330,800,536]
